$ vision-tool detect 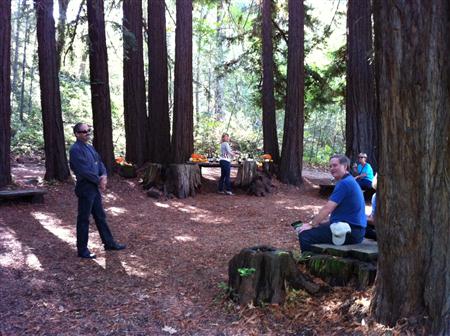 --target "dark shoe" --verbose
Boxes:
[78,250,96,259]
[104,242,126,251]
